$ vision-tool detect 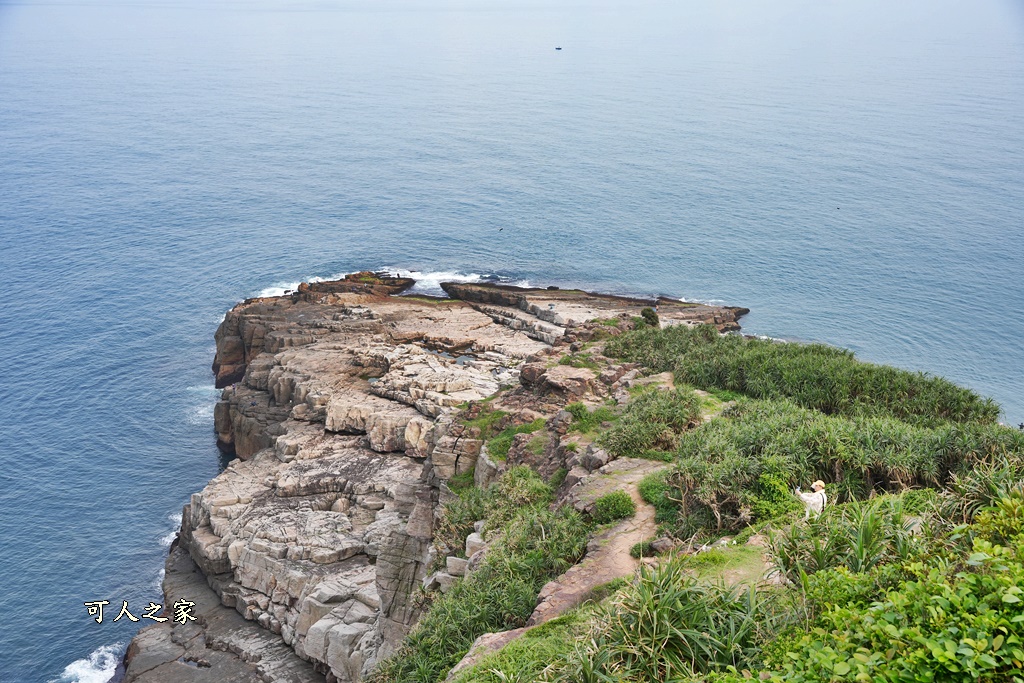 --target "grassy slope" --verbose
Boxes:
[373,325,1024,683]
